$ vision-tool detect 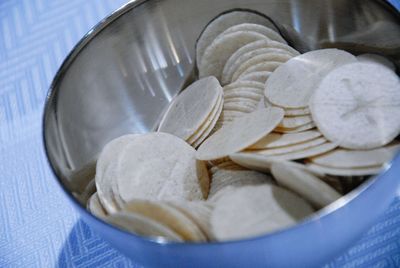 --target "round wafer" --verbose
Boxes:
[238,71,272,83]
[222,47,294,84]
[197,108,284,160]
[271,162,341,208]
[210,185,314,241]
[123,200,207,241]
[247,137,327,156]
[106,212,183,241]
[265,49,357,108]
[309,143,400,169]
[310,62,400,150]
[158,76,222,141]
[249,130,322,149]
[116,133,209,203]
[196,11,278,67]
[306,163,384,176]
[199,31,268,80]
